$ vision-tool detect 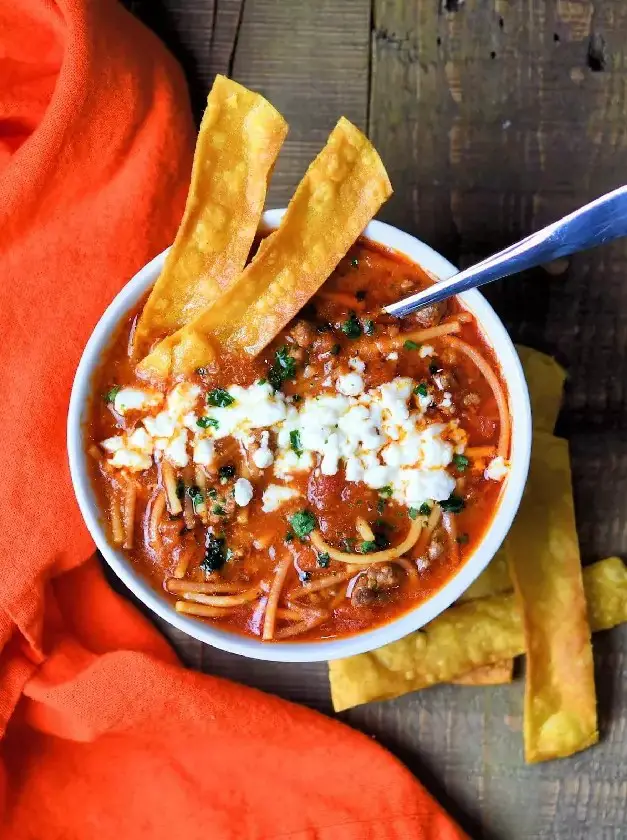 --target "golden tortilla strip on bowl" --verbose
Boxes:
[516,345,566,434]
[507,431,597,763]
[133,75,288,359]
[328,557,627,714]
[138,117,392,380]
[453,659,514,686]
